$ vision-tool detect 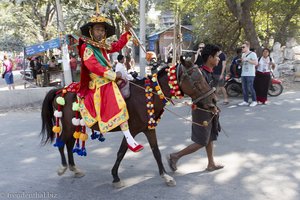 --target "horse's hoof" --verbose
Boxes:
[57,165,68,176]
[74,171,85,178]
[69,165,85,178]
[113,181,124,189]
[166,179,176,187]
[161,174,176,187]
